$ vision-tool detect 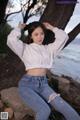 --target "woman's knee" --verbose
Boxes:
[50,96,80,120]
[50,96,68,110]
